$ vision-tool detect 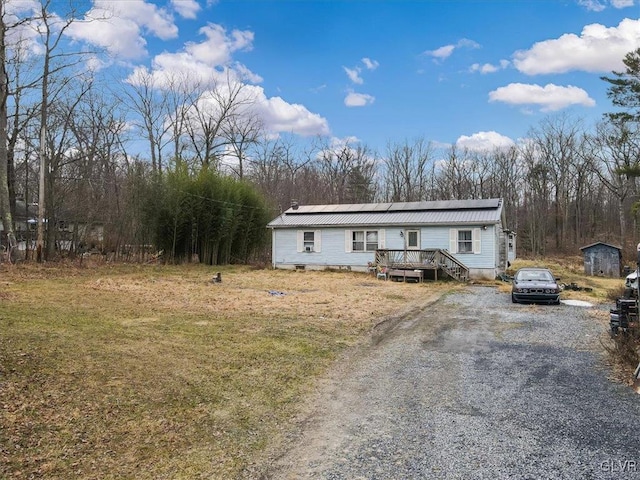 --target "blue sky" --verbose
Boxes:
[10,0,640,153]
